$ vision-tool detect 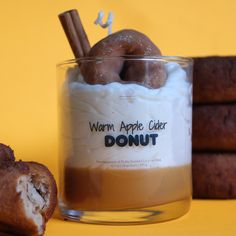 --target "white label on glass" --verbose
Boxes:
[62,98,191,169]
